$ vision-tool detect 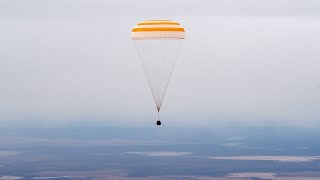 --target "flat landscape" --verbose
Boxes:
[0,125,319,180]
